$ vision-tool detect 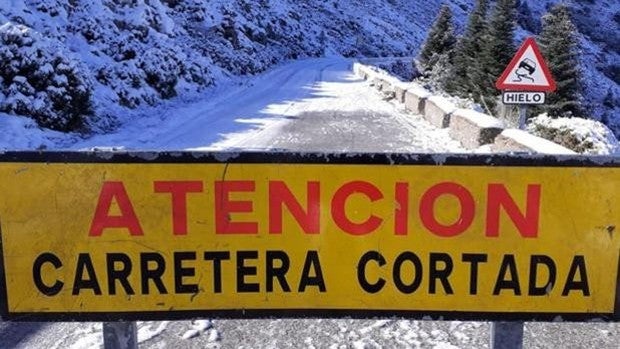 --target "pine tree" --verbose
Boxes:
[478,0,517,110]
[418,4,456,75]
[538,4,585,118]
[447,0,489,96]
